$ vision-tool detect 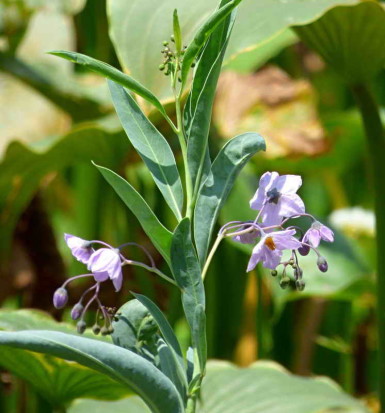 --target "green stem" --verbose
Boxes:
[122,259,178,287]
[186,395,197,413]
[351,83,385,412]
[202,233,224,281]
[175,92,193,218]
